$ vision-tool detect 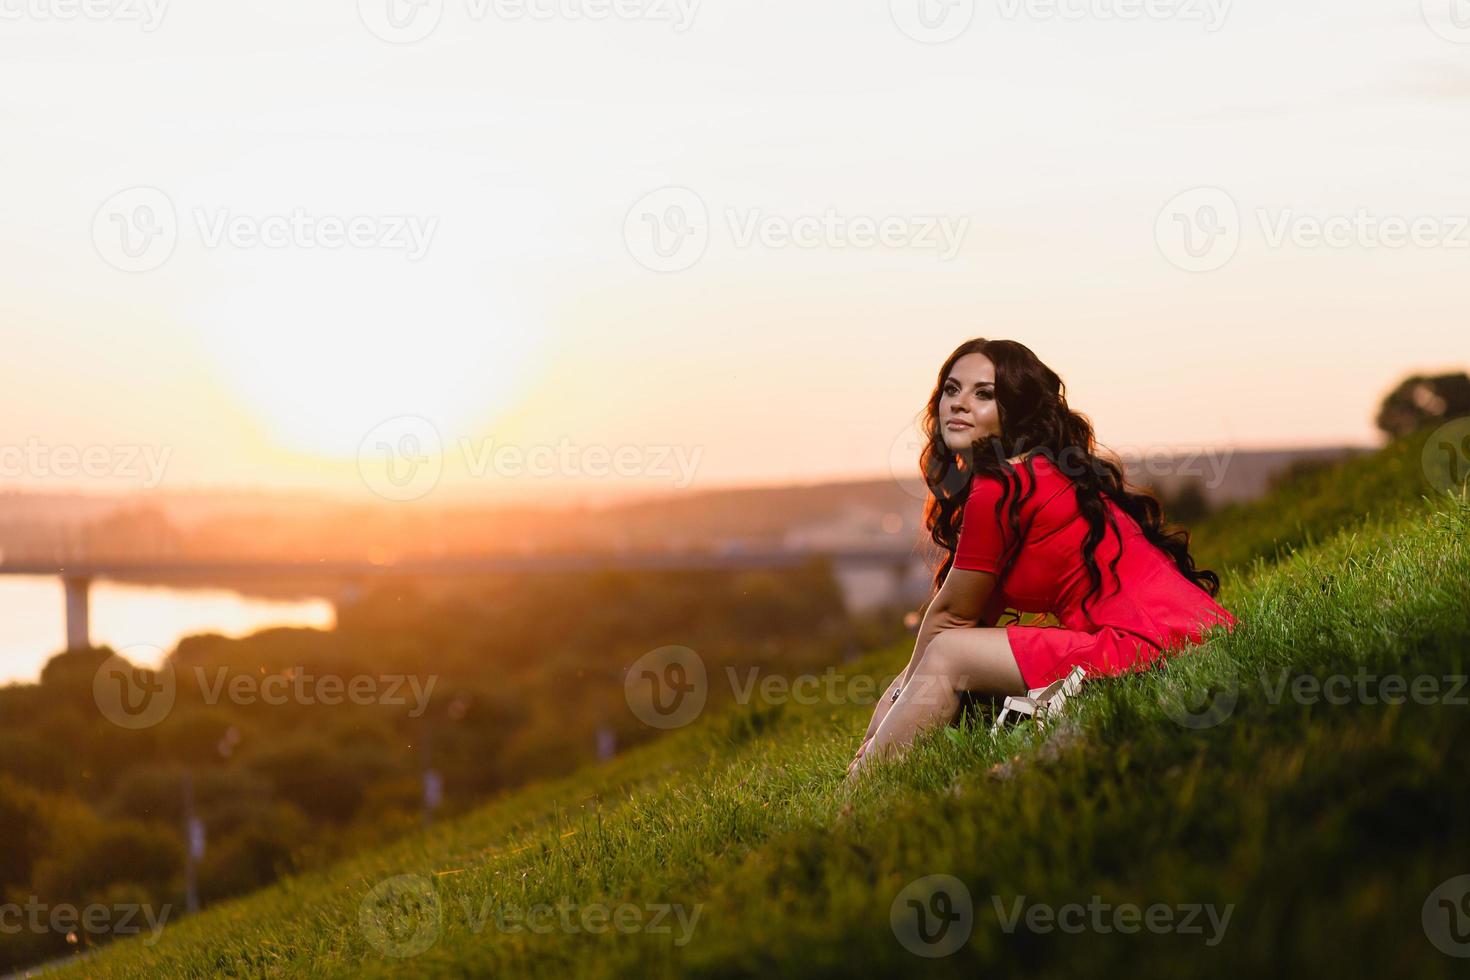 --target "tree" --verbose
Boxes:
[1160,479,1211,525]
[1375,372,1470,439]
[0,777,44,889]
[29,819,182,902]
